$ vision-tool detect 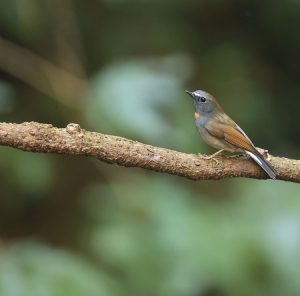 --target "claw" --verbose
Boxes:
[198,149,225,165]
[204,155,219,165]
